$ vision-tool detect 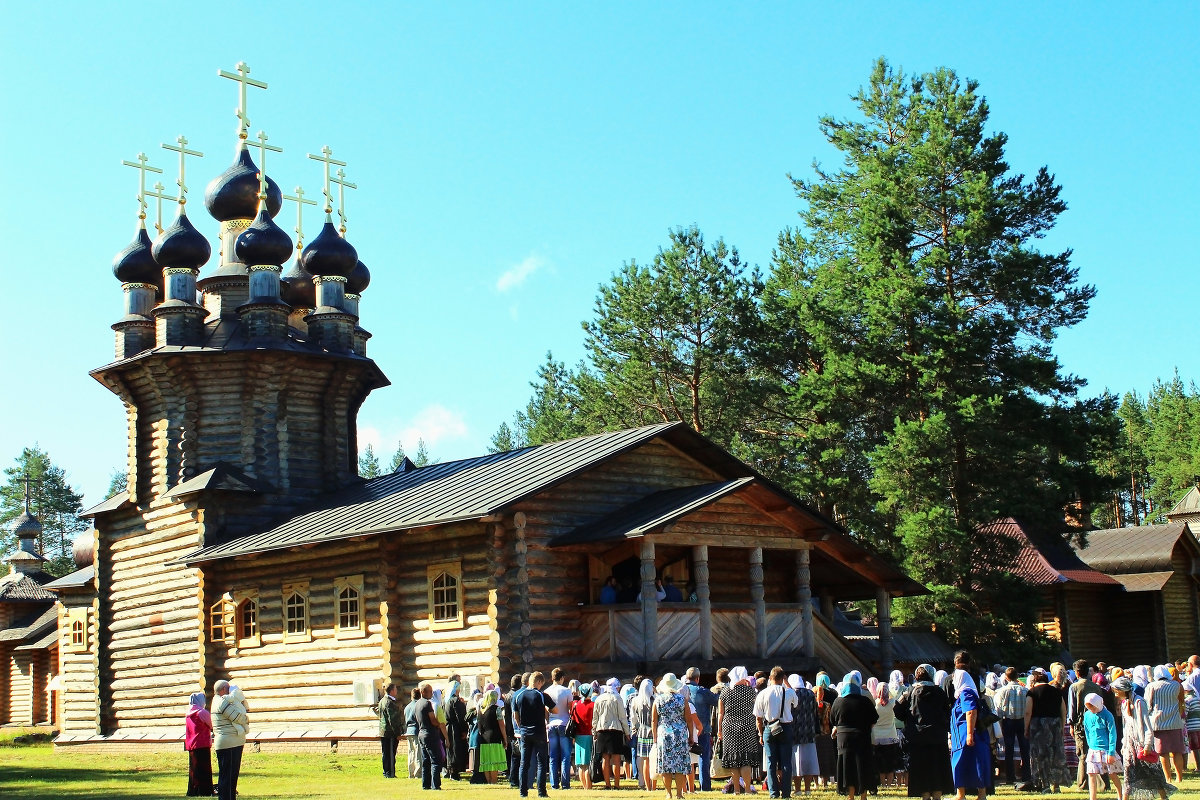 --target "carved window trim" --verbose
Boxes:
[334,575,366,639]
[427,561,463,631]
[282,581,311,643]
[209,595,236,644]
[65,608,89,652]
[235,589,260,648]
